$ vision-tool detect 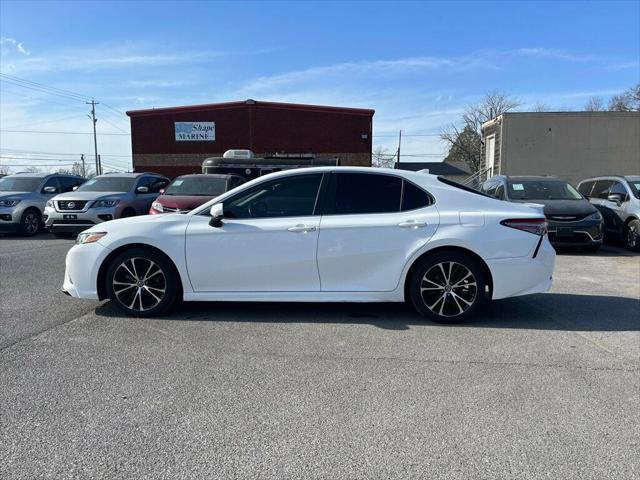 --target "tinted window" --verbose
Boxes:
[58,176,84,193]
[628,179,640,199]
[325,173,402,215]
[148,177,169,193]
[42,177,61,193]
[577,181,595,197]
[0,176,42,192]
[592,180,615,199]
[165,176,228,196]
[77,176,136,192]
[507,180,582,200]
[224,174,322,219]
[401,181,432,211]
